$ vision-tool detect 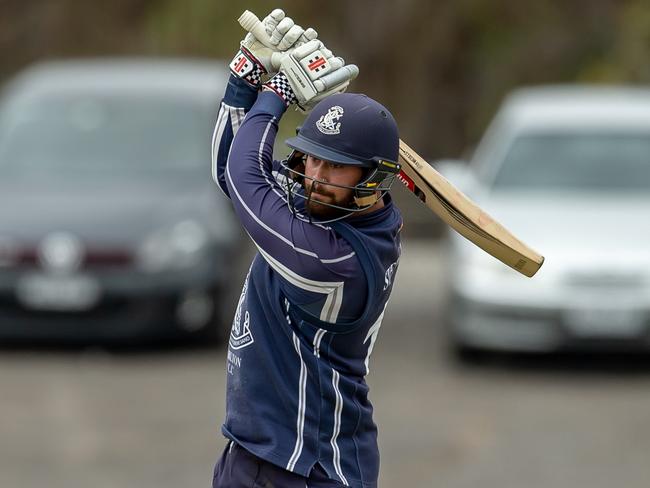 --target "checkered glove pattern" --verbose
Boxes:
[229,46,267,88]
[262,72,297,107]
